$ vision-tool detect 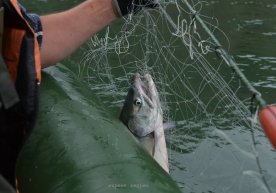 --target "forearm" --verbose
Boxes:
[40,0,118,68]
